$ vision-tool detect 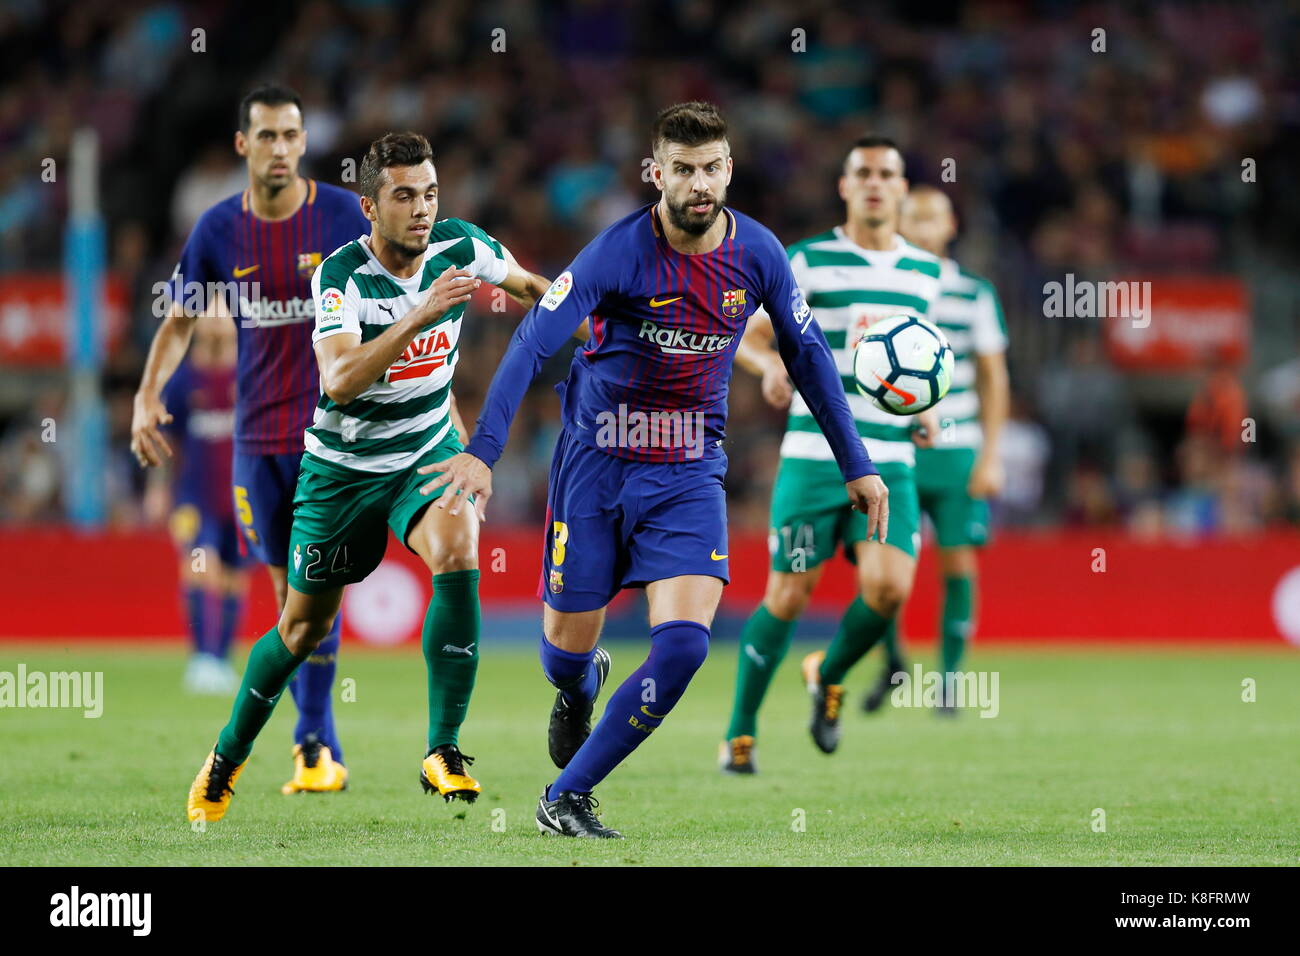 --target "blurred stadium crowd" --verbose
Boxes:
[1,0,1298,536]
